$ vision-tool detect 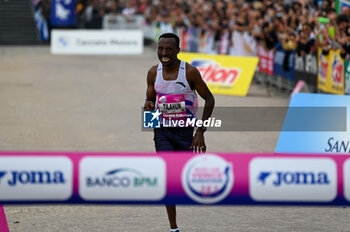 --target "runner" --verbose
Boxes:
[144,33,215,232]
